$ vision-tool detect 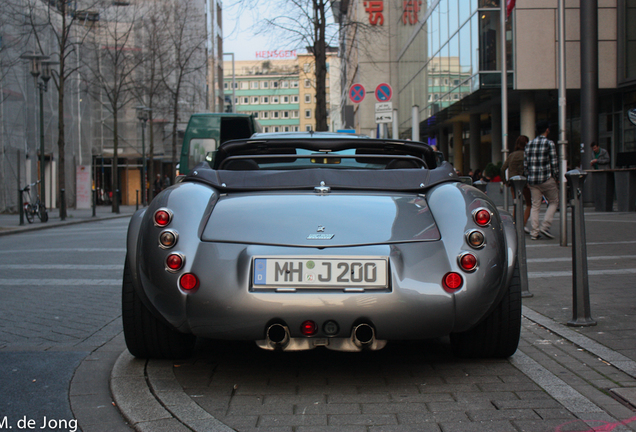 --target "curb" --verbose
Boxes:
[0,213,132,237]
[110,350,234,432]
